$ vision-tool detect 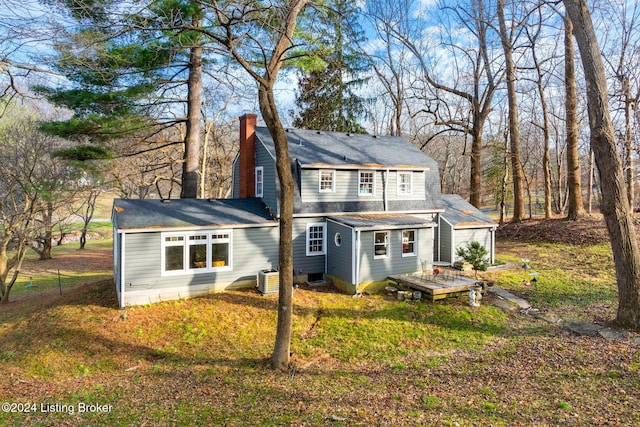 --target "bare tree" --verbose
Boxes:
[0,115,56,303]
[366,0,501,208]
[563,0,640,329]
[564,13,586,220]
[497,0,526,221]
[206,0,311,370]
